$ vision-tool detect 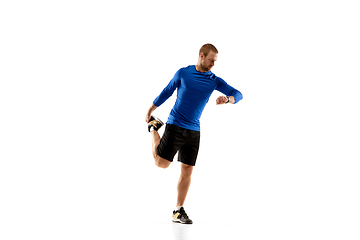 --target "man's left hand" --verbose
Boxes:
[216,96,228,105]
